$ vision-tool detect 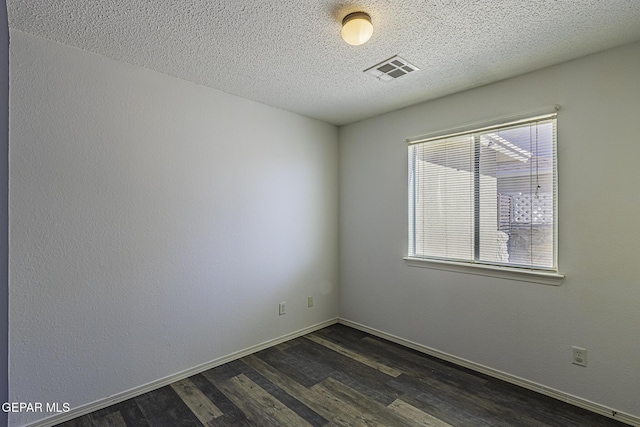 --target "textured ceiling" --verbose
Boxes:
[7,0,640,125]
